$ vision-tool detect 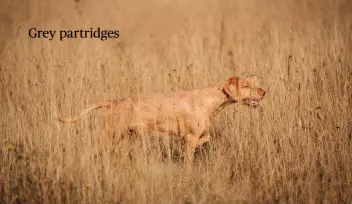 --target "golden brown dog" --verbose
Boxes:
[56,76,266,169]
